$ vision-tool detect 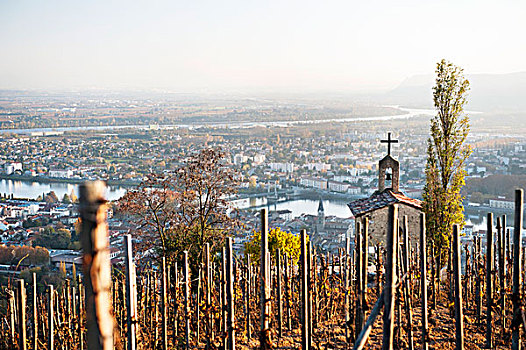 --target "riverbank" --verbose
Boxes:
[0,174,139,187]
